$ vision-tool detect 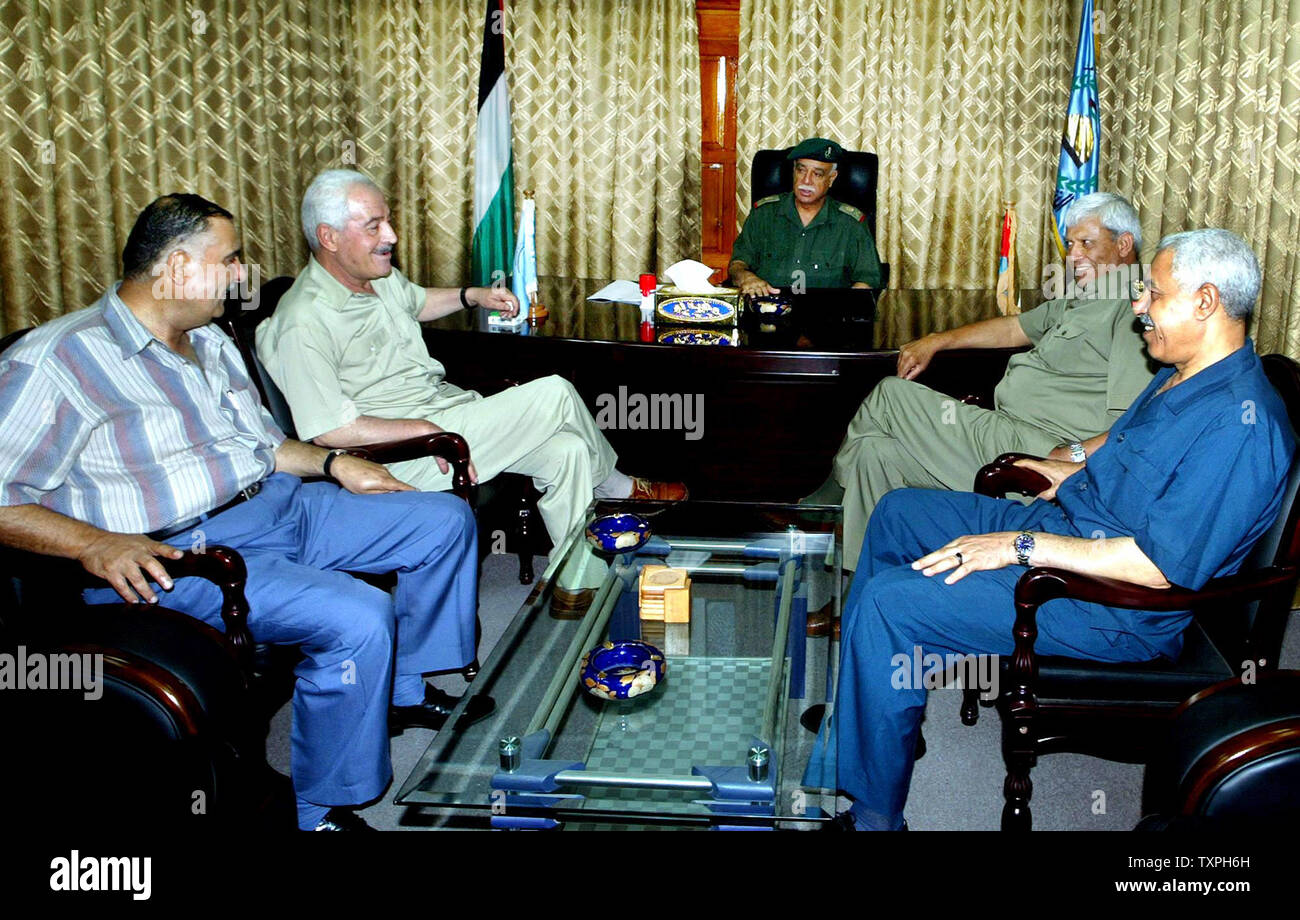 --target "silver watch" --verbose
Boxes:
[1014,531,1036,567]
[1067,441,1087,462]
